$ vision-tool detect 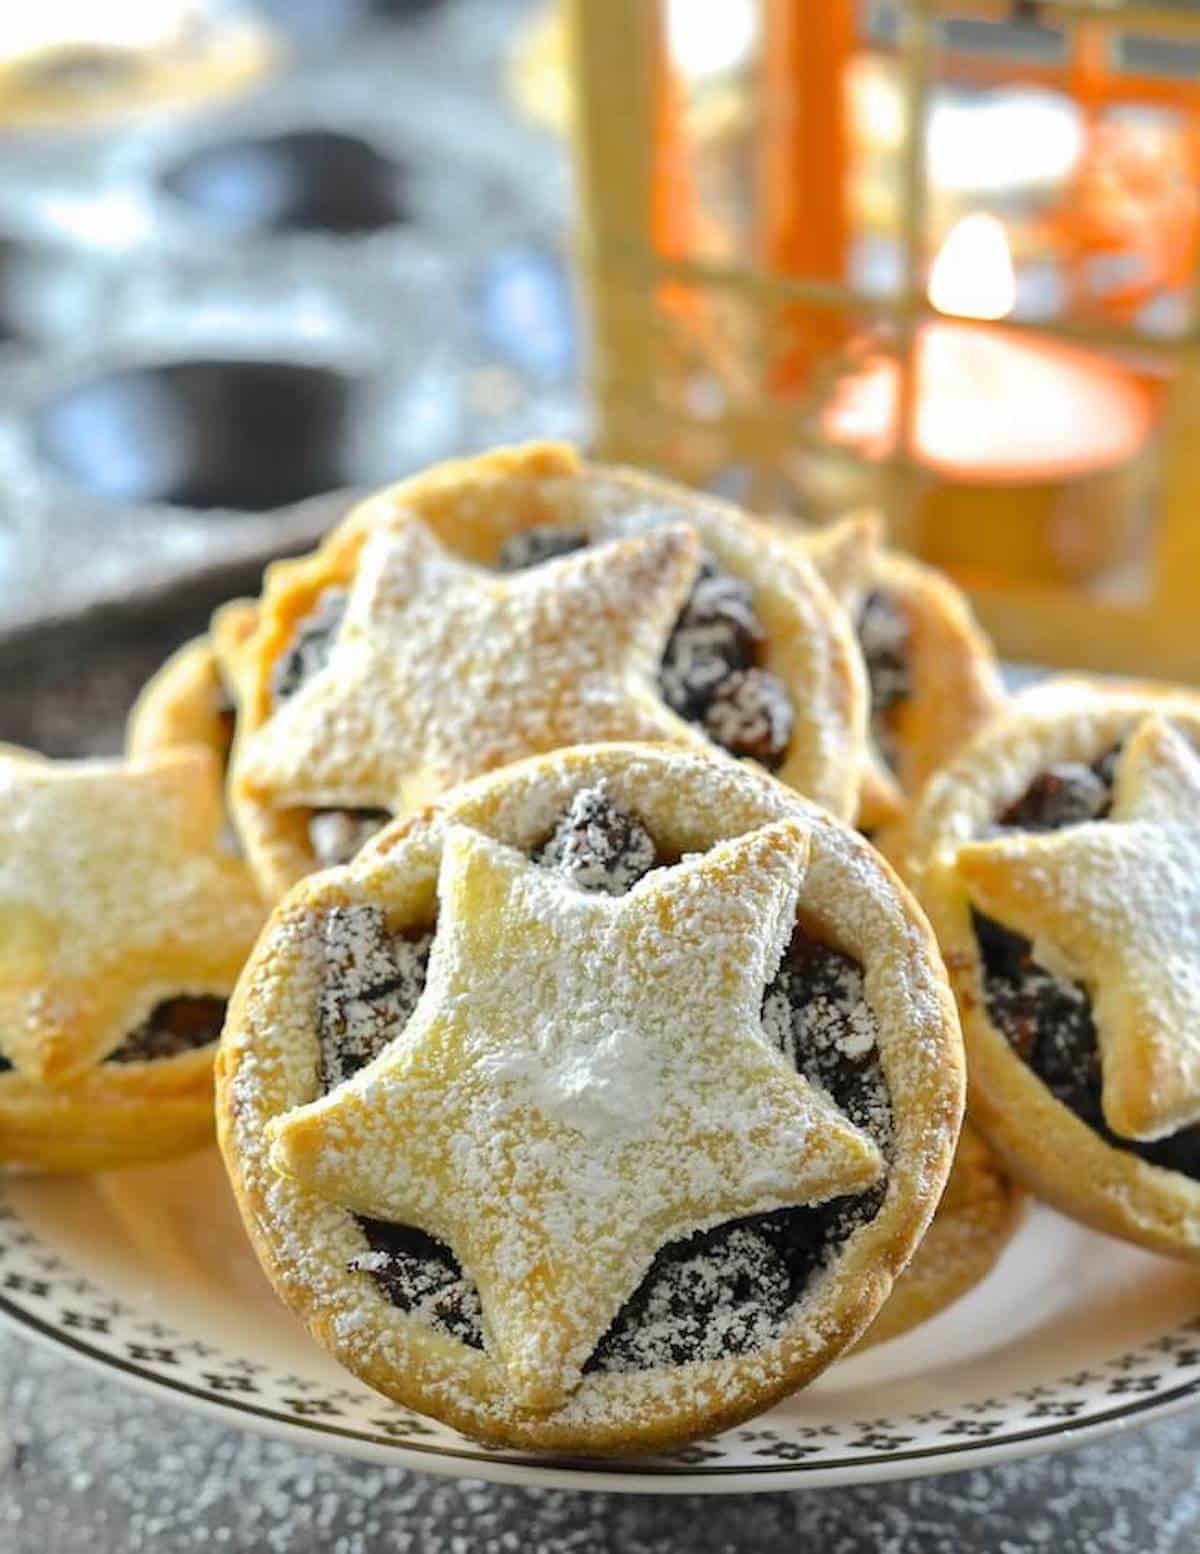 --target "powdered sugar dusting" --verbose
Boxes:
[267,818,884,1408]
[220,742,961,1448]
[0,747,263,1075]
[477,1013,666,1143]
[227,449,866,903]
[235,520,703,816]
[317,905,432,1091]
